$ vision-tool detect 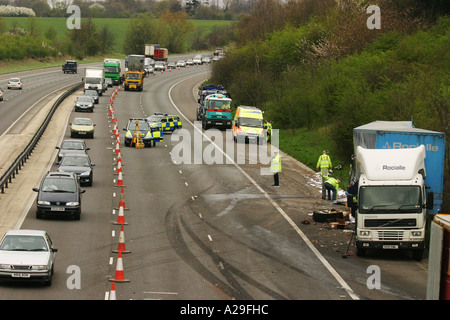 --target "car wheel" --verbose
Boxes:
[44,266,53,286]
